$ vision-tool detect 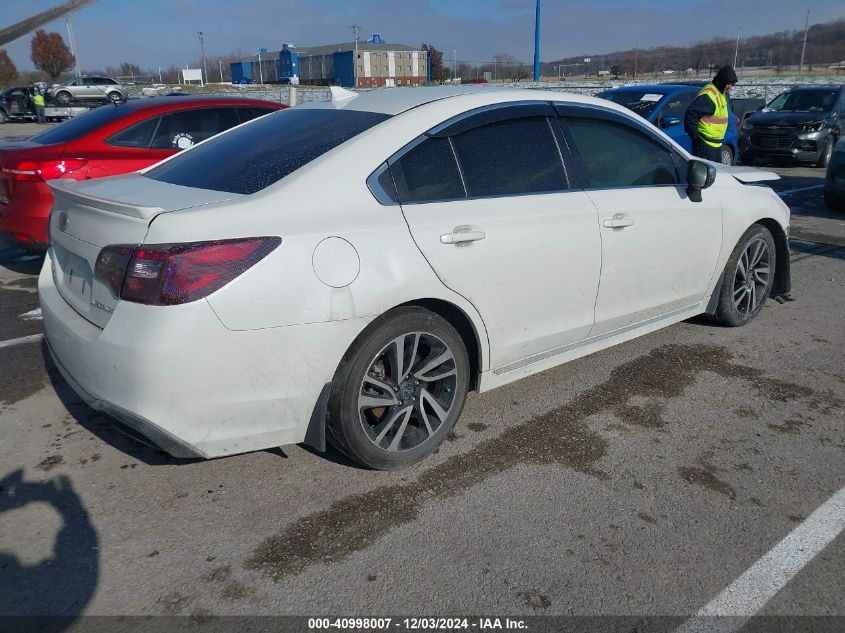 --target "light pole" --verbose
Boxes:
[197,29,207,85]
[218,58,223,82]
[257,51,264,84]
[734,27,741,68]
[352,25,360,87]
